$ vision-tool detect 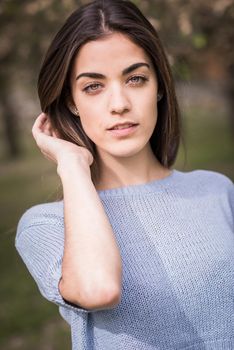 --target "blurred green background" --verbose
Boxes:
[0,0,233,349]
